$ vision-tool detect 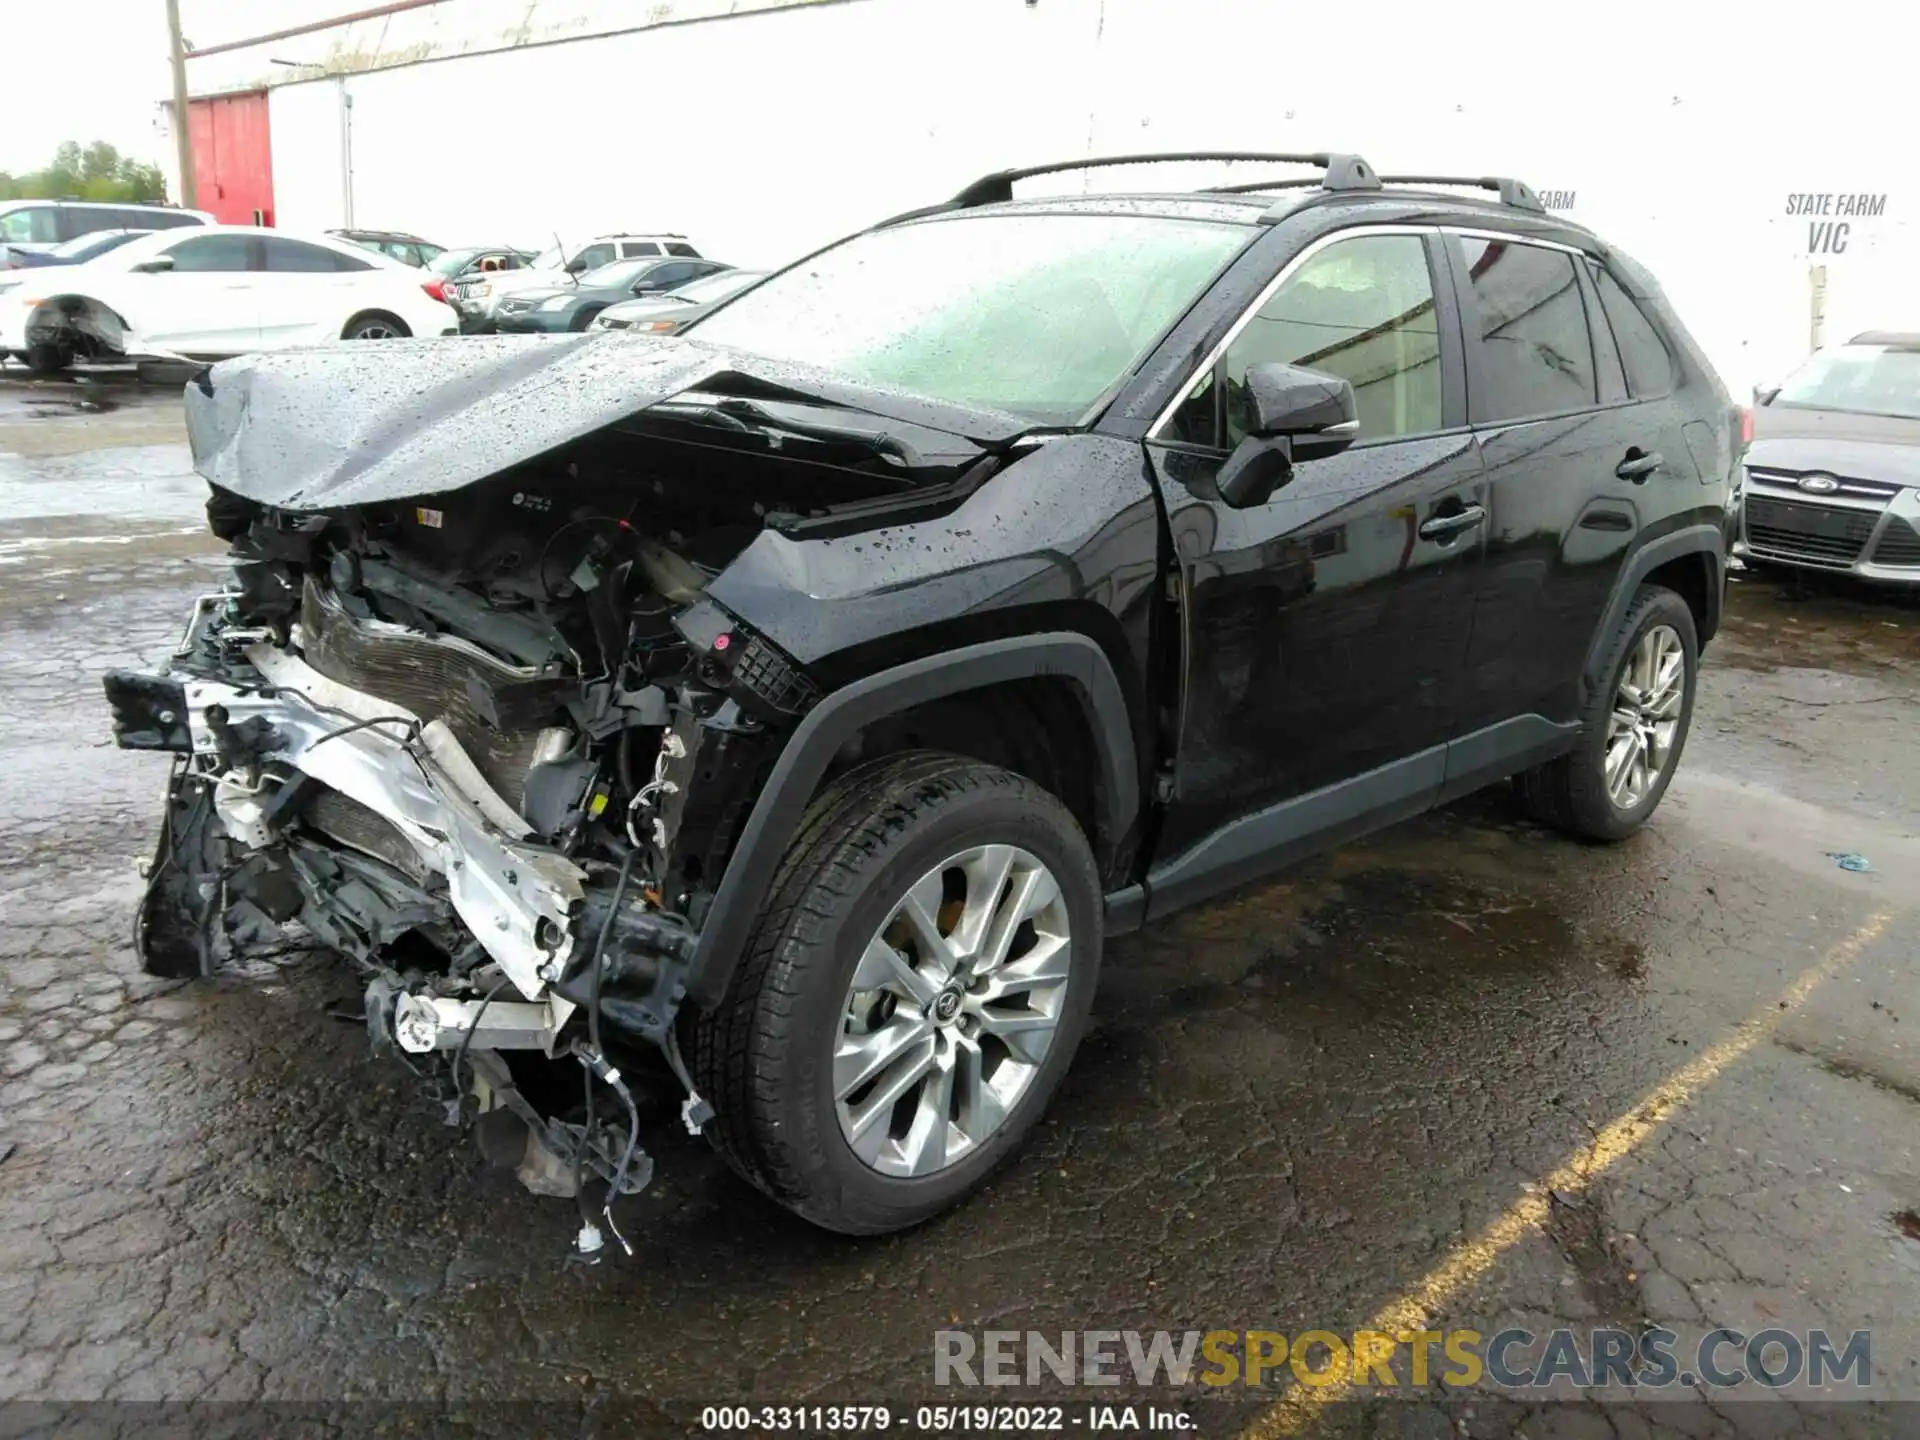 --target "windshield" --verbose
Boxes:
[427,247,484,276]
[580,258,652,288]
[1774,343,1920,422]
[533,245,567,270]
[691,213,1249,423]
[51,230,148,260]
